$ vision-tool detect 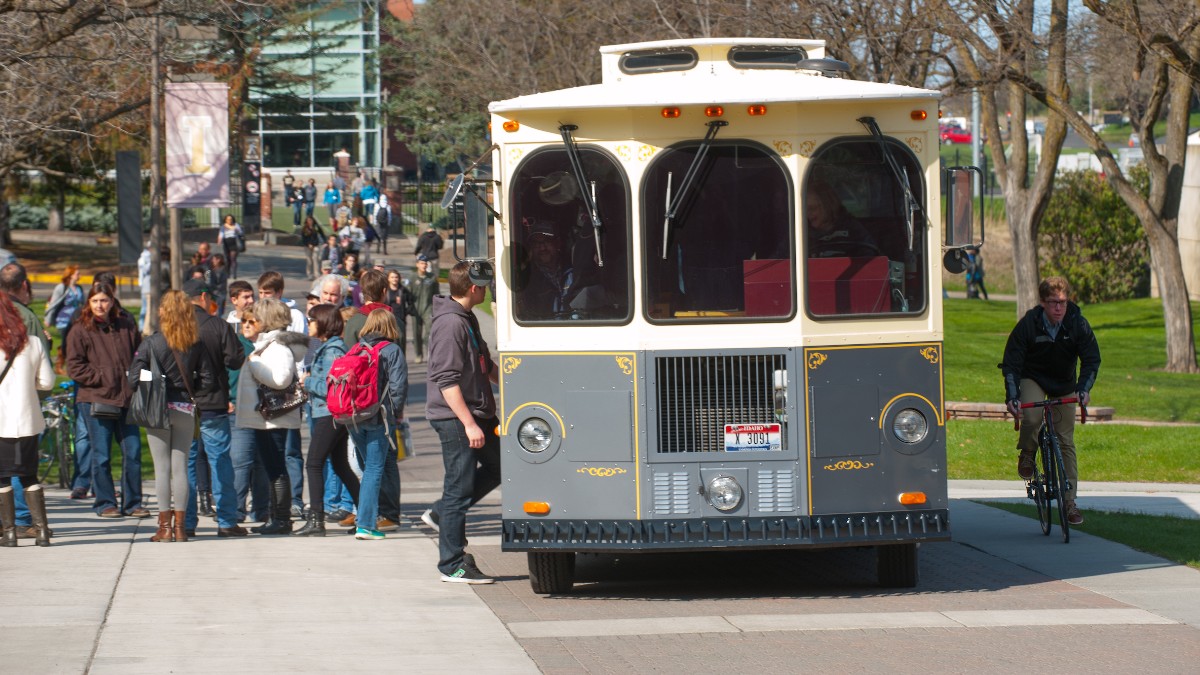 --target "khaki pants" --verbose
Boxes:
[1016,379,1079,499]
